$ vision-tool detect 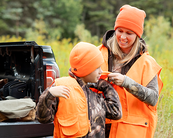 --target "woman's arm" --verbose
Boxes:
[121,75,159,106]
